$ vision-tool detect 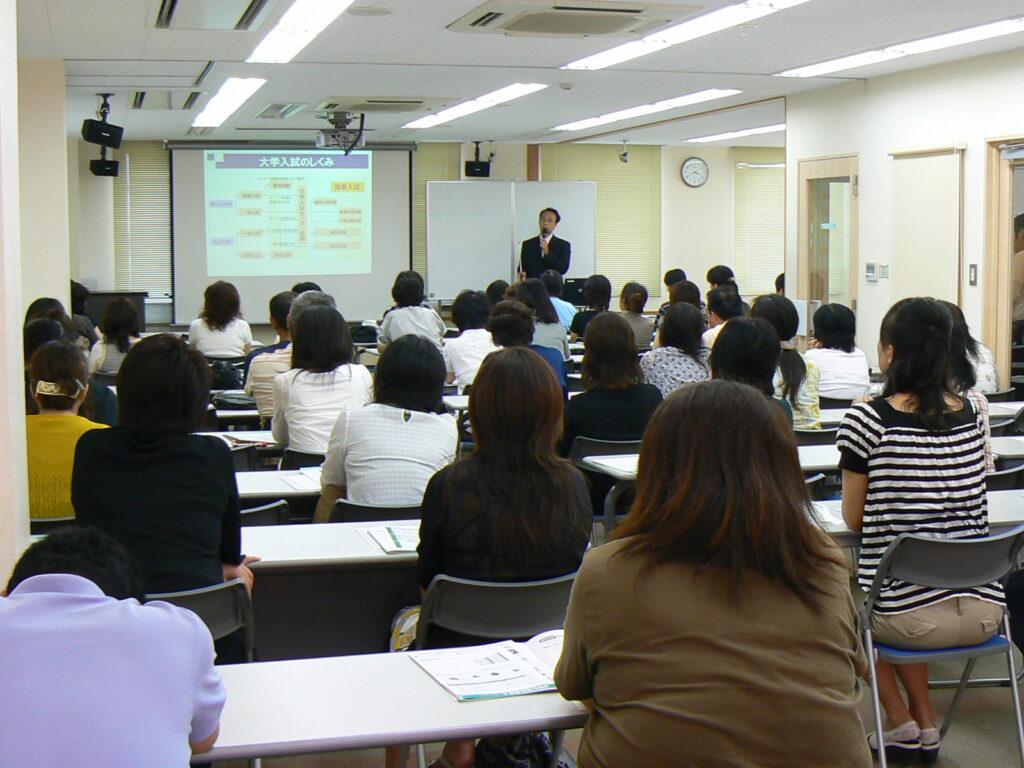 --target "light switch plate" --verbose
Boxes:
[969,264,978,286]
[879,264,889,279]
